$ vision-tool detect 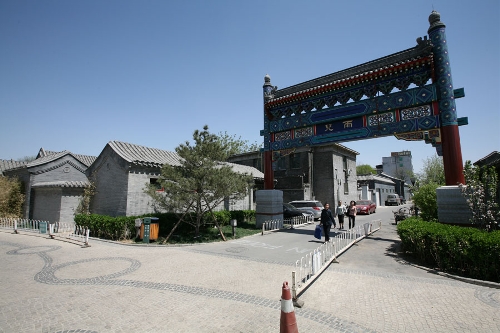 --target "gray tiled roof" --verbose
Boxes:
[474,151,500,167]
[36,148,60,159]
[28,151,71,167]
[221,162,264,179]
[0,159,27,175]
[378,172,409,185]
[73,154,97,167]
[108,141,182,168]
[27,151,97,168]
[357,174,395,185]
[109,141,263,178]
[31,180,91,188]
